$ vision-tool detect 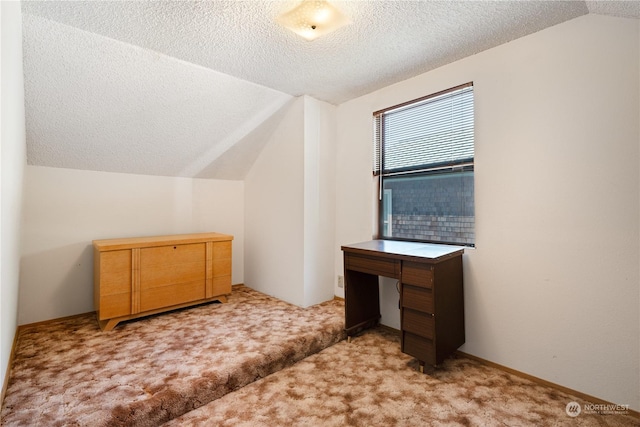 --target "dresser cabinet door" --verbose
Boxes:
[96,250,132,320]
[211,241,232,296]
[139,243,206,312]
